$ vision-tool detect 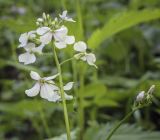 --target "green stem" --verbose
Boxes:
[61,0,66,9]
[106,108,139,140]
[60,57,74,66]
[52,44,71,140]
[78,63,85,140]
